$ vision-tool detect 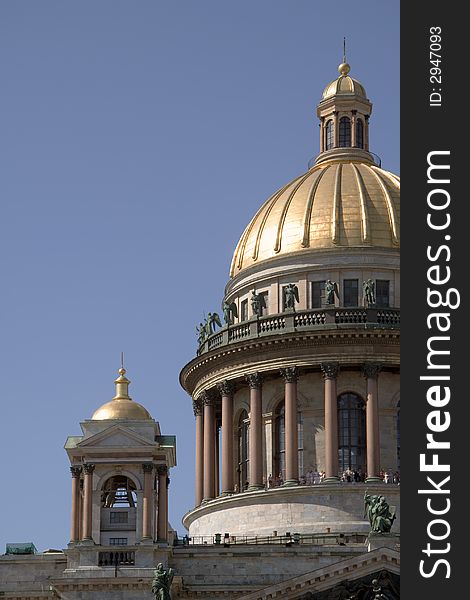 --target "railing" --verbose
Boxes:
[174,532,367,547]
[98,550,135,566]
[197,307,400,355]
